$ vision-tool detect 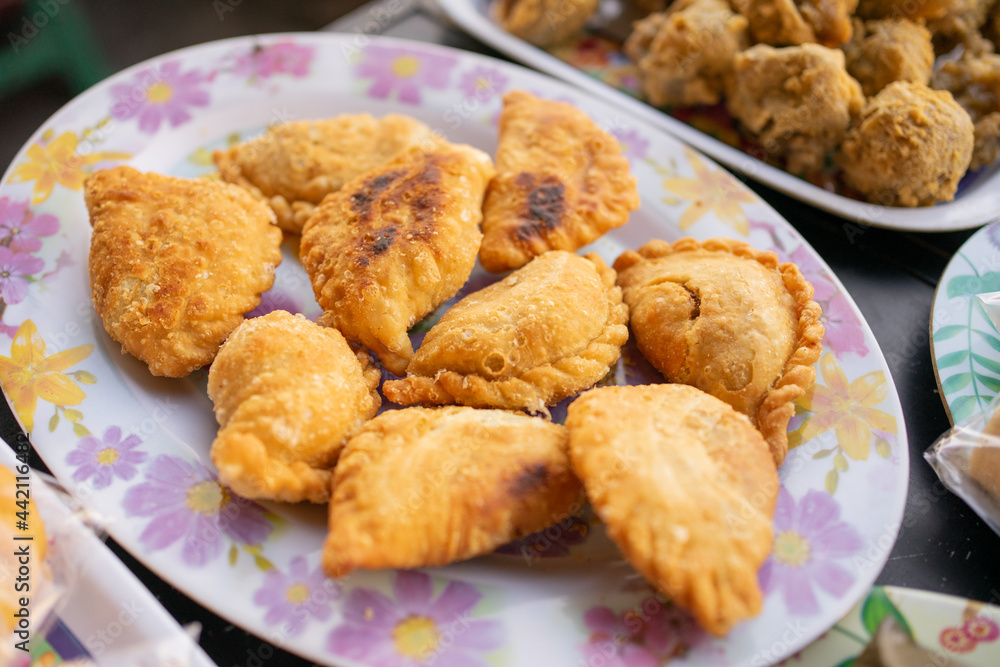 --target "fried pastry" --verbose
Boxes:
[86,166,282,377]
[614,238,823,466]
[213,114,437,233]
[726,44,864,175]
[842,18,934,97]
[323,406,582,577]
[566,384,779,636]
[495,0,599,48]
[856,0,957,21]
[836,82,975,206]
[624,0,749,108]
[732,0,859,47]
[207,311,380,504]
[383,251,629,415]
[300,141,495,376]
[479,90,639,273]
